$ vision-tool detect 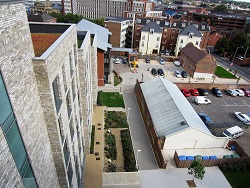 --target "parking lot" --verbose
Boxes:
[186,92,250,130]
